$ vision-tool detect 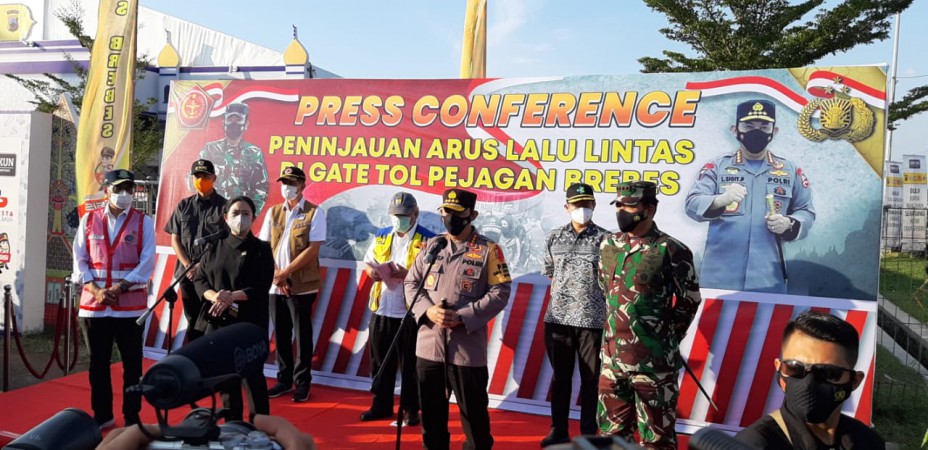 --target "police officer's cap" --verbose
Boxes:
[225,103,249,118]
[610,181,658,206]
[737,100,776,123]
[566,183,596,204]
[100,146,115,157]
[440,189,477,212]
[103,169,135,187]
